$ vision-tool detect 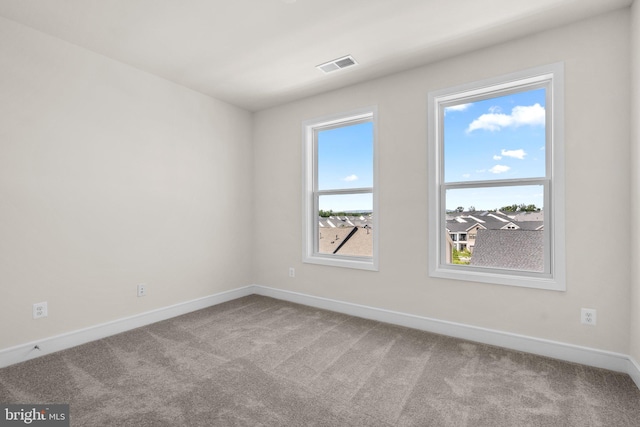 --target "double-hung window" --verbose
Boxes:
[303,107,378,270]
[428,64,565,290]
